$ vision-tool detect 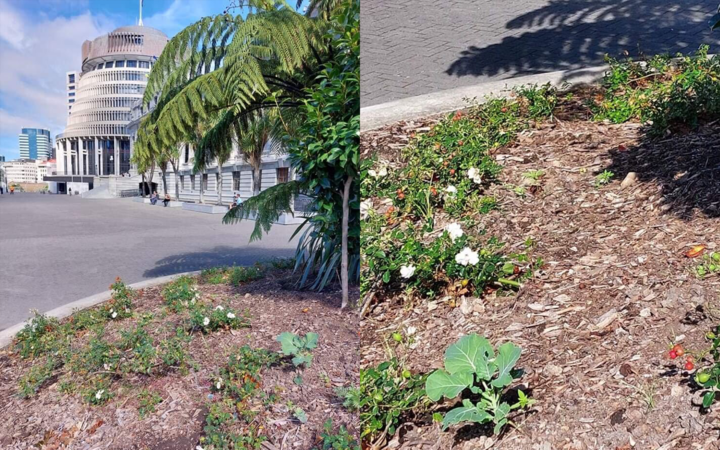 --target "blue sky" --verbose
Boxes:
[0,0,233,160]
